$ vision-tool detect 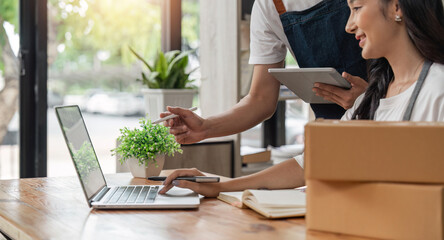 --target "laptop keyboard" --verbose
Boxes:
[103,186,159,204]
